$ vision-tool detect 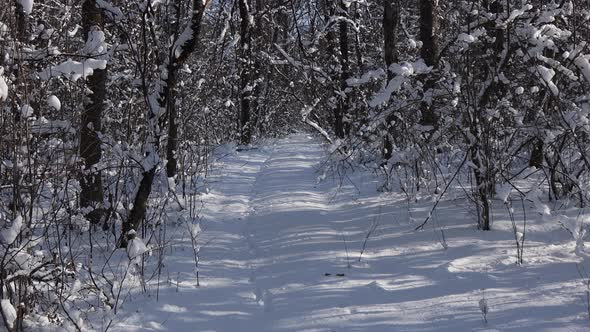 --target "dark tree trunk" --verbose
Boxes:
[382,0,399,163]
[470,143,492,231]
[333,0,350,139]
[165,1,183,179]
[9,1,29,218]
[14,0,28,42]
[529,139,544,168]
[383,0,399,81]
[238,0,253,145]
[122,167,156,241]
[418,0,439,129]
[324,0,340,137]
[466,0,505,231]
[165,56,179,179]
[80,0,106,224]
[251,0,271,137]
